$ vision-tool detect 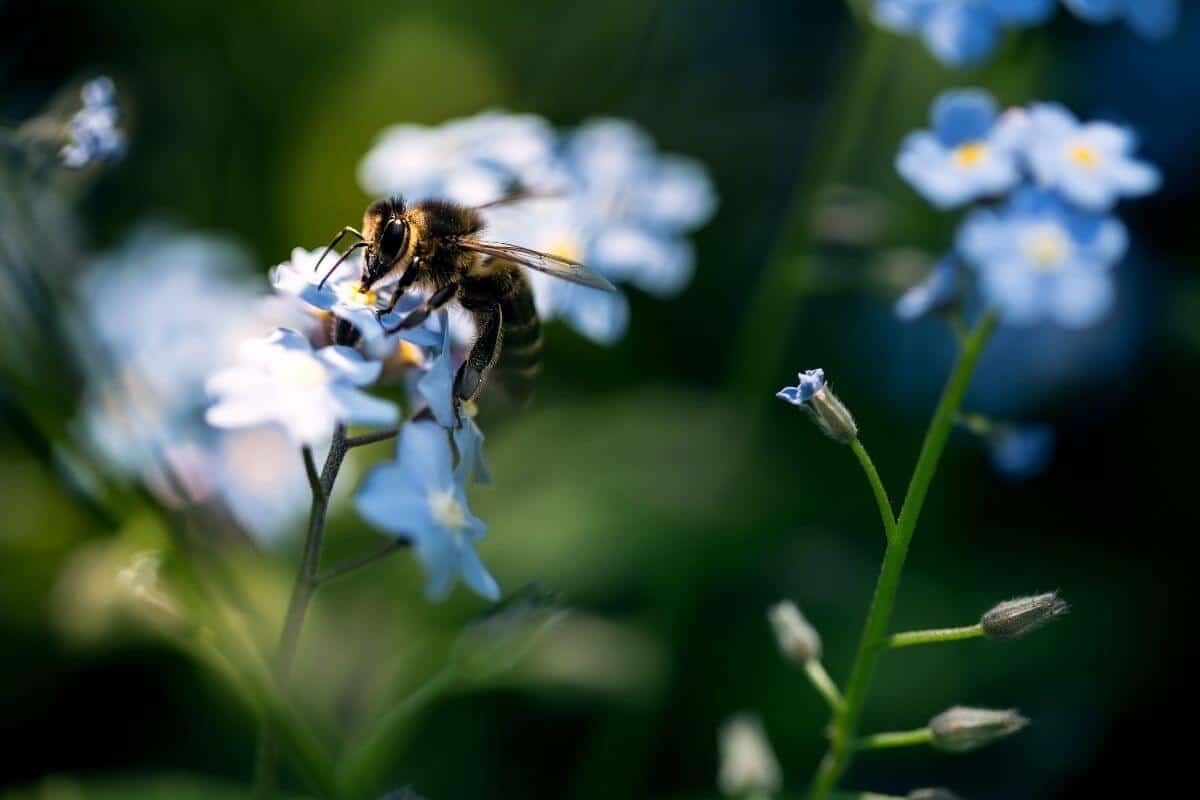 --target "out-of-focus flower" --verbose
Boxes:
[355,419,499,601]
[213,426,310,539]
[895,256,961,320]
[873,0,1055,67]
[1064,0,1179,39]
[453,414,492,486]
[59,76,127,169]
[1006,104,1161,211]
[958,188,1127,327]
[987,423,1055,478]
[359,111,557,206]
[717,714,782,797]
[205,328,397,447]
[778,368,859,443]
[767,601,822,664]
[897,90,1021,209]
[929,706,1029,753]
[358,111,716,345]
